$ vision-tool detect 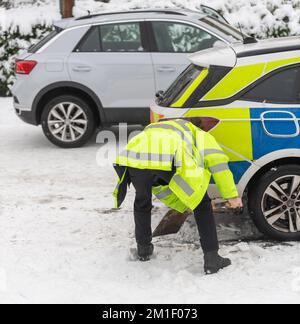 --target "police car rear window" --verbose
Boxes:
[158,64,203,107]
[242,66,300,103]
